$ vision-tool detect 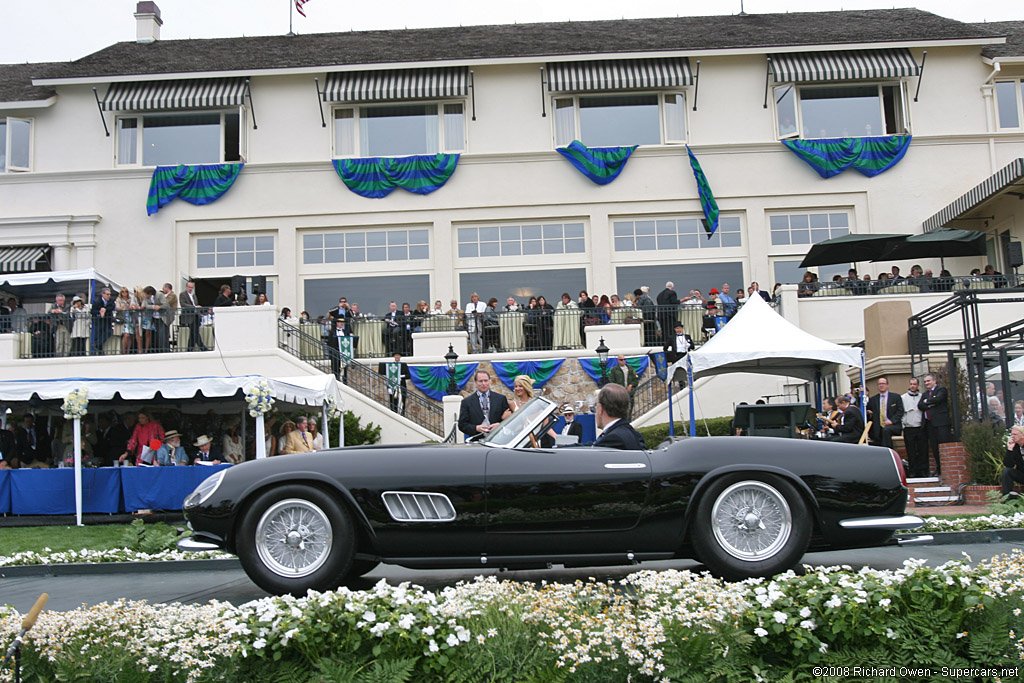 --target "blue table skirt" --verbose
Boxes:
[0,470,10,514]
[9,468,122,515]
[551,413,597,444]
[121,464,231,512]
